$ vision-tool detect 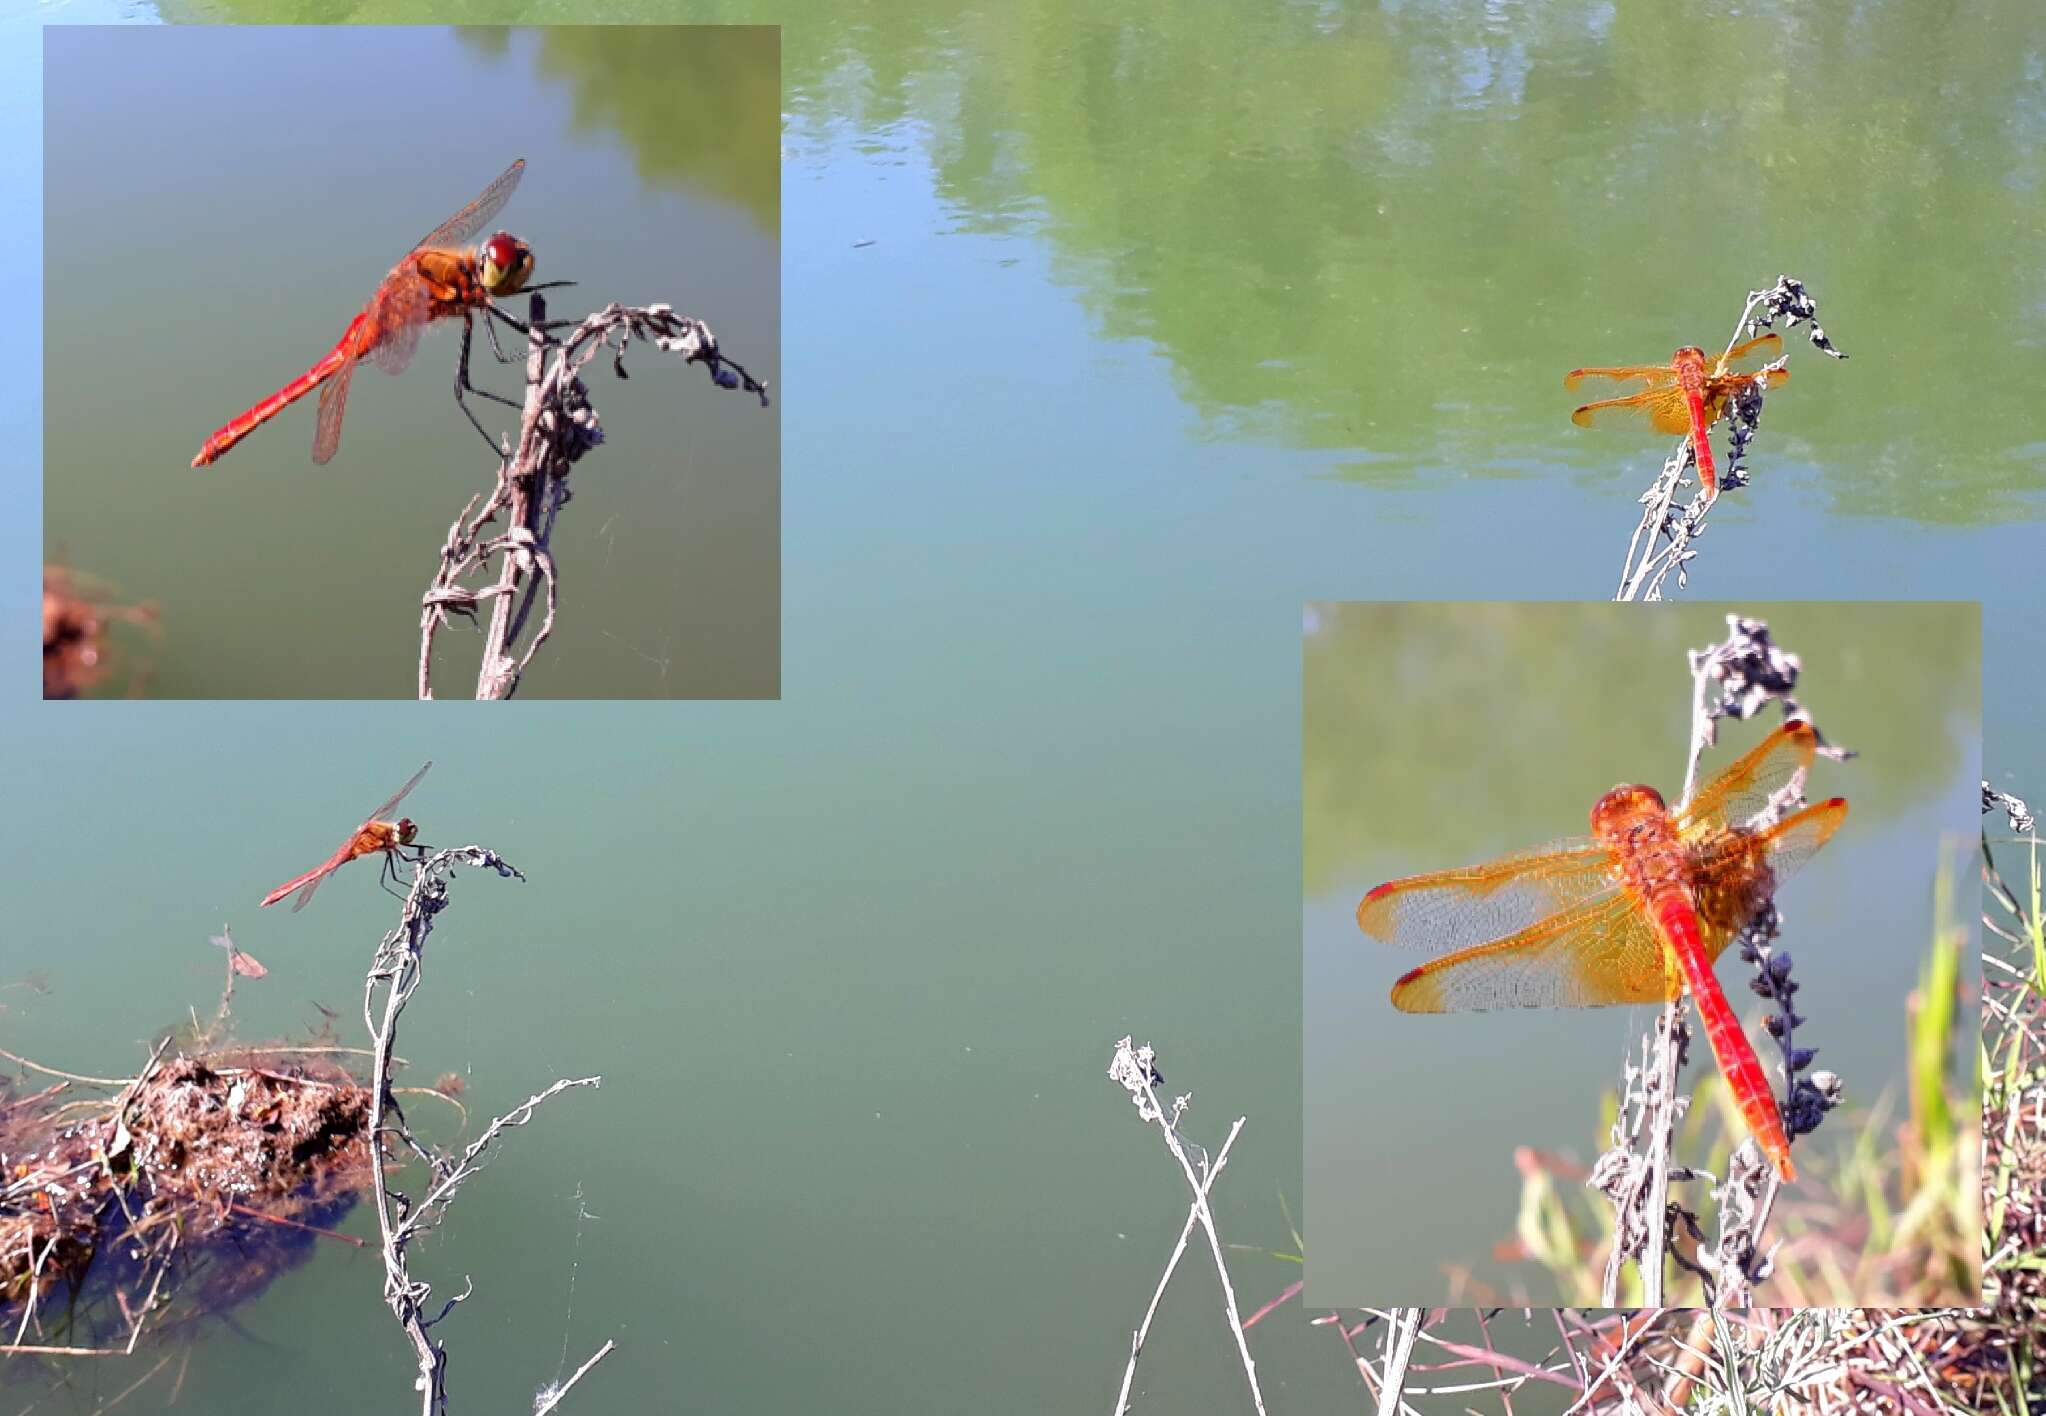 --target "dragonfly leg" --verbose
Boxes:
[377,845,430,902]
[480,306,526,366]
[459,316,524,408]
[452,317,524,458]
[486,301,577,349]
[456,296,576,452]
